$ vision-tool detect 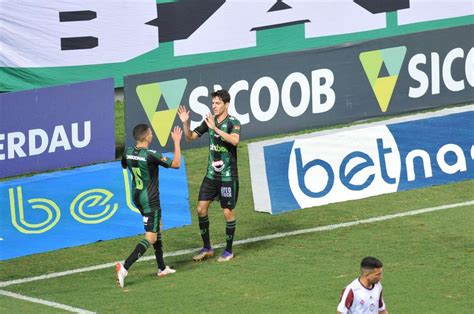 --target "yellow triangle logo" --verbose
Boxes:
[373,76,398,112]
[151,109,178,147]
[136,79,187,148]
[359,46,407,112]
